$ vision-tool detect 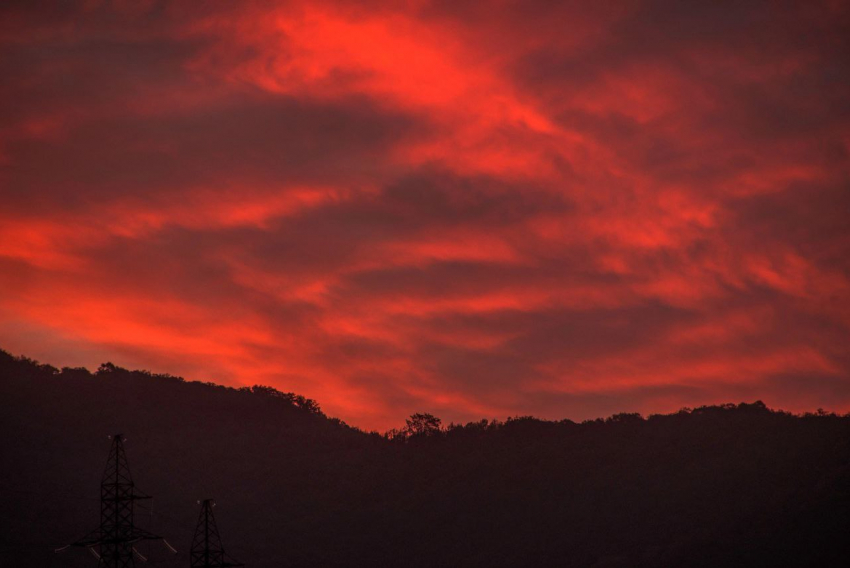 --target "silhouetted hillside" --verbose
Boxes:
[1,349,849,567]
